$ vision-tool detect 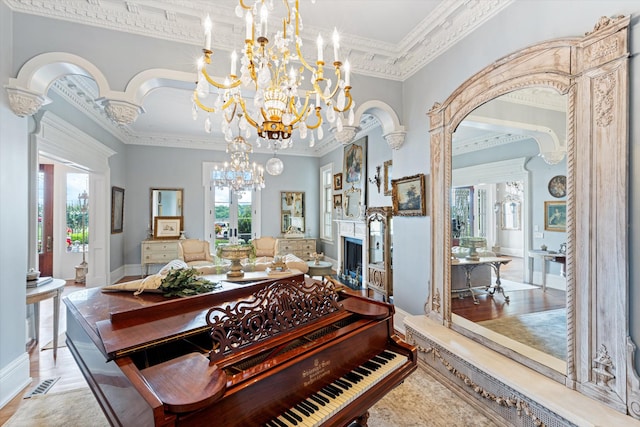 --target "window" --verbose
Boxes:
[320,164,333,241]
[66,173,89,253]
